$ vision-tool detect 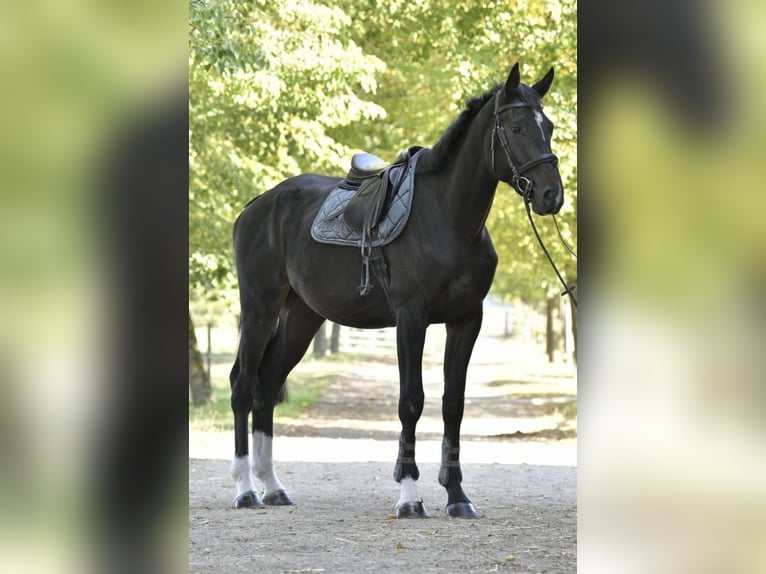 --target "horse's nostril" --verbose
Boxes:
[540,187,563,213]
[543,188,556,204]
